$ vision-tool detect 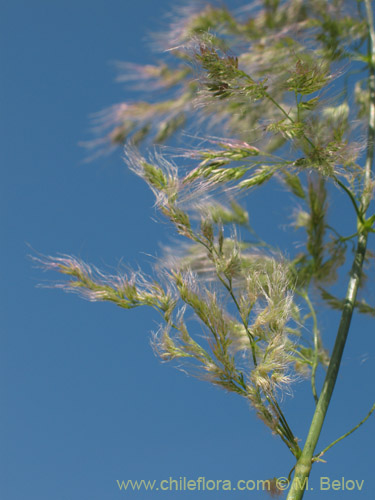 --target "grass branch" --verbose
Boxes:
[313,402,375,460]
[302,292,320,404]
